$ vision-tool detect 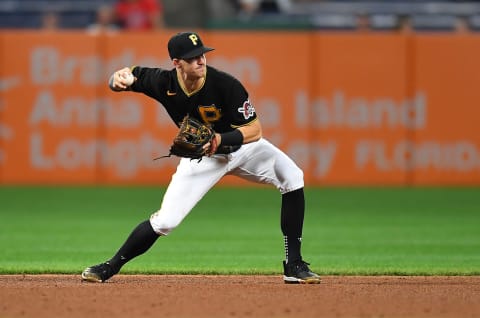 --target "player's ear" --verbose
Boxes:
[173,58,181,68]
